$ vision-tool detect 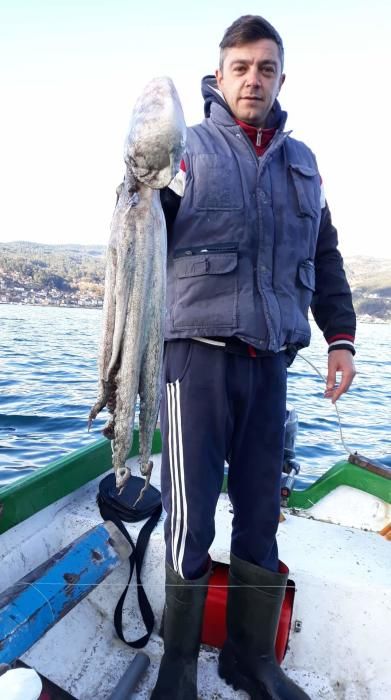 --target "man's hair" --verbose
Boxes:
[219,15,284,71]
